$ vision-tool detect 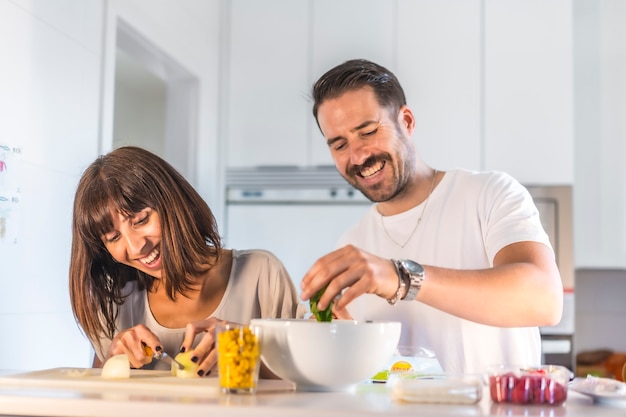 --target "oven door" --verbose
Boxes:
[224,202,370,293]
